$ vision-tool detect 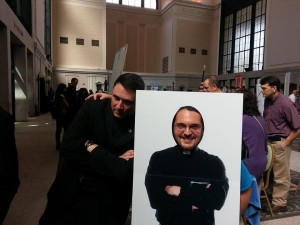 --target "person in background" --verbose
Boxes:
[240,162,252,216]
[240,162,261,225]
[65,77,78,128]
[202,75,223,93]
[53,83,69,150]
[294,90,300,114]
[89,89,94,95]
[48,87,55,102]
[260,76,300,213]
[0,106,20,224]
[75,88,89,113]
[288,90,297,103]
[236,89,267,184]
[39,73,145,225]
